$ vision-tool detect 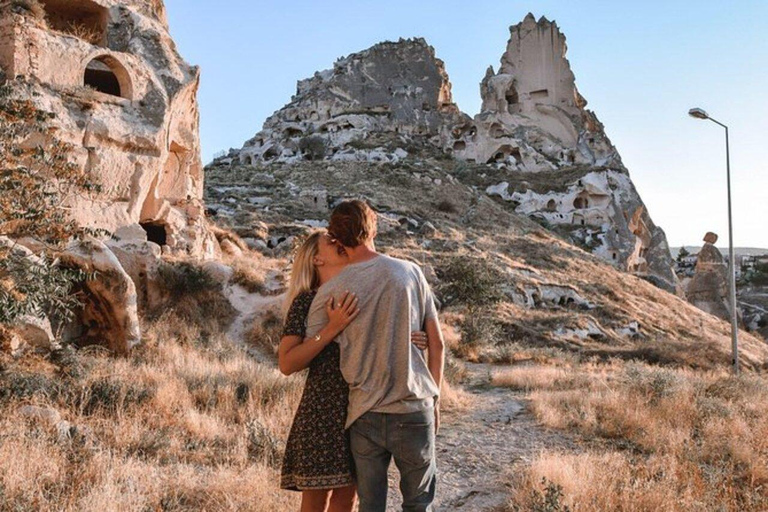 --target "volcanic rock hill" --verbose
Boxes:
[223,14,676,293]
